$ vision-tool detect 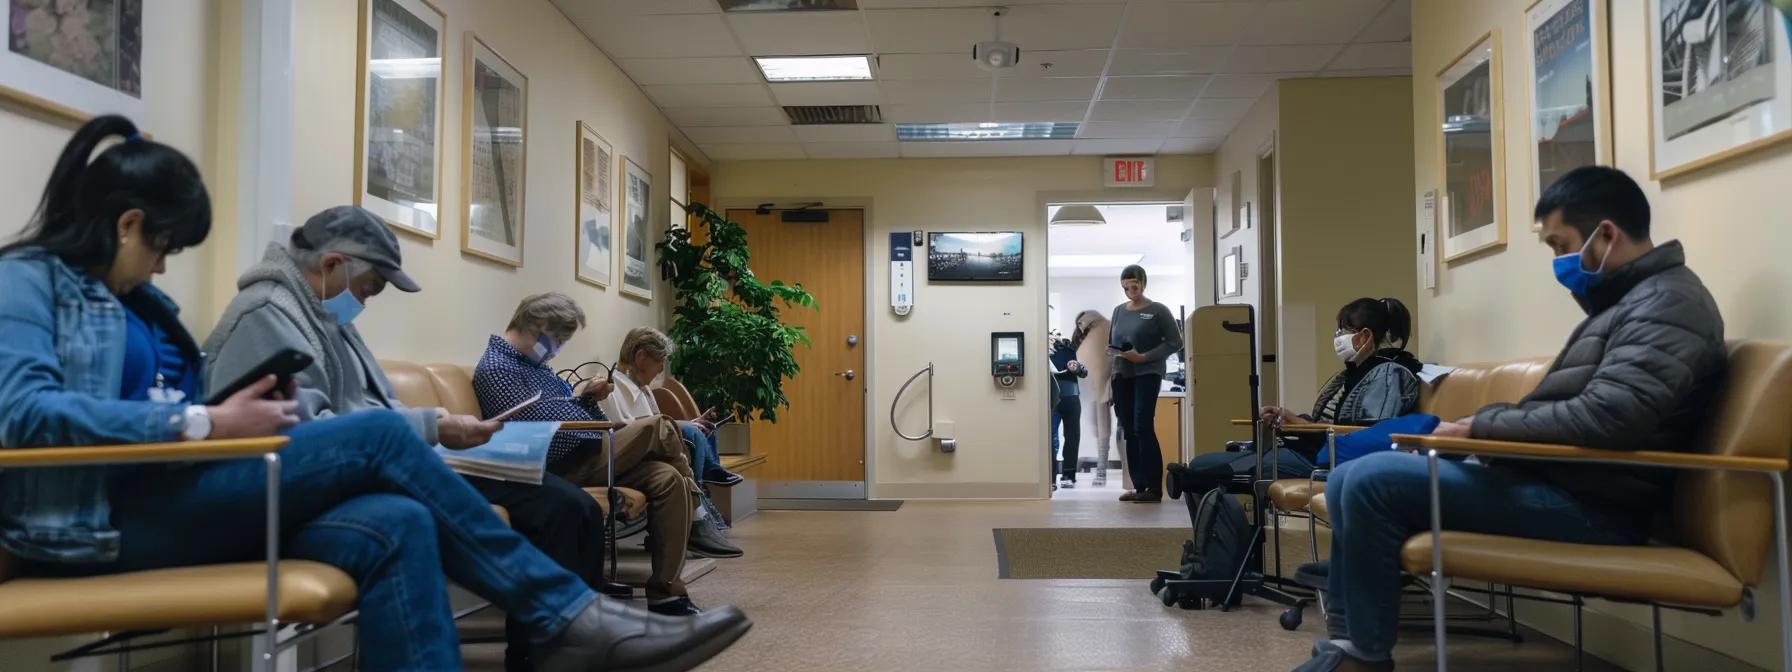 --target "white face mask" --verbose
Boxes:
[1333,332,1361,363]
